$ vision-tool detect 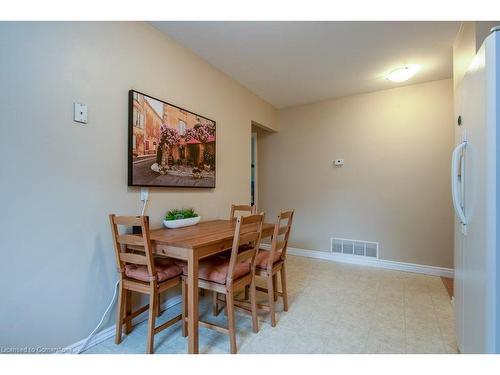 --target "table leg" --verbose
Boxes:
[187,251,199,354]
